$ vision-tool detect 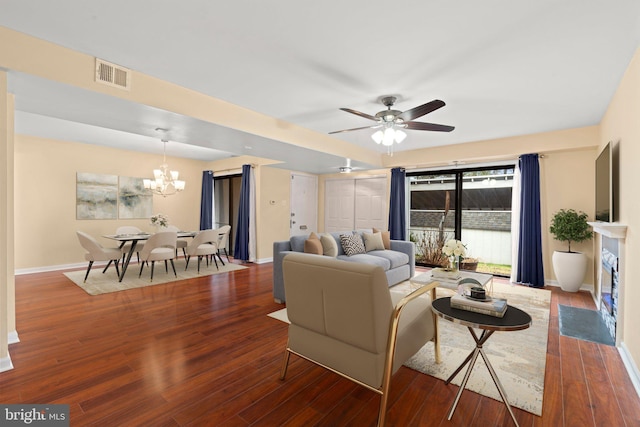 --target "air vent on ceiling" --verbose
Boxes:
[95,58,131,90]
